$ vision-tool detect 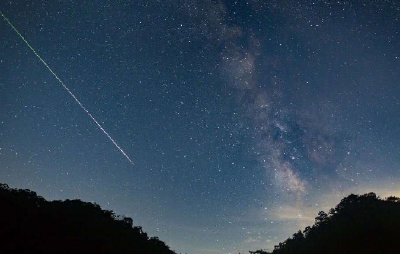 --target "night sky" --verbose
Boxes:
[1,1,400,253]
